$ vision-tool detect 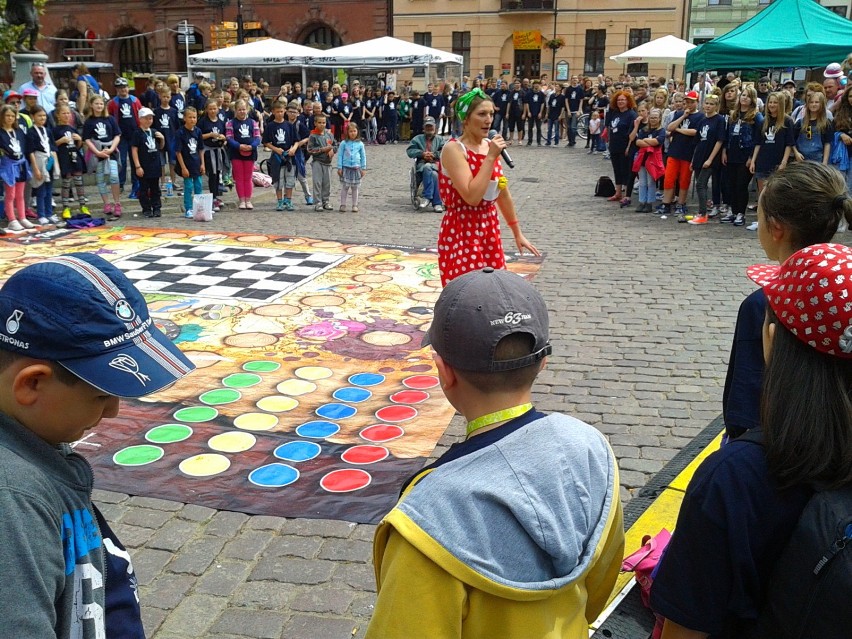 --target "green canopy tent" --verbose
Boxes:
[686,0,852,72]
